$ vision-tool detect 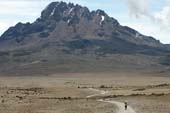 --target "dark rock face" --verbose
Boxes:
[165,44,170,50]
[0,2,167,54]
[0,2,170,76]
